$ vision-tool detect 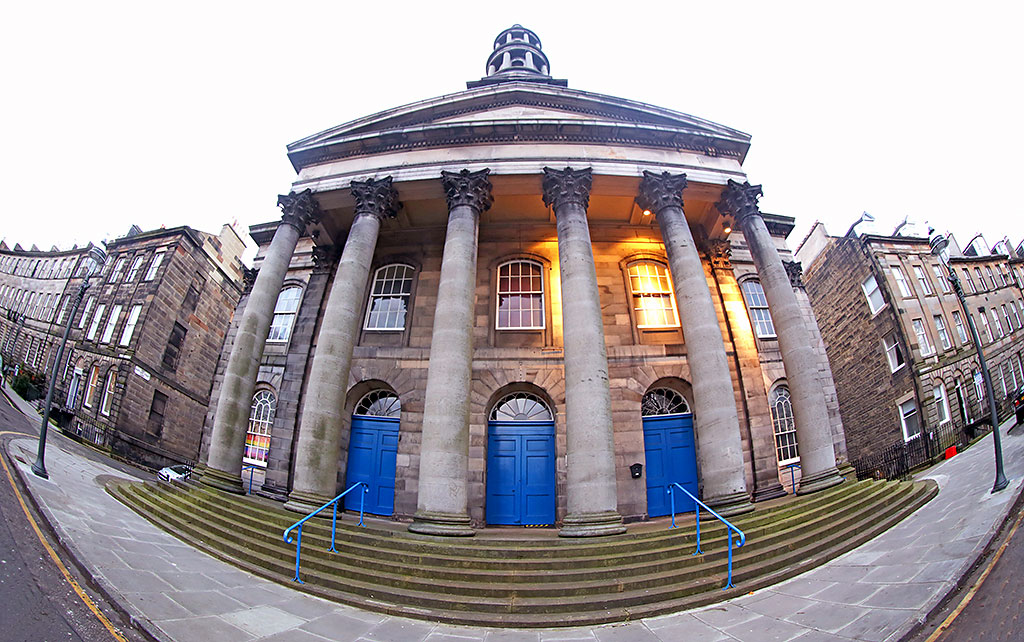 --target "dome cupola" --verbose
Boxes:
[467,25,567,88]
